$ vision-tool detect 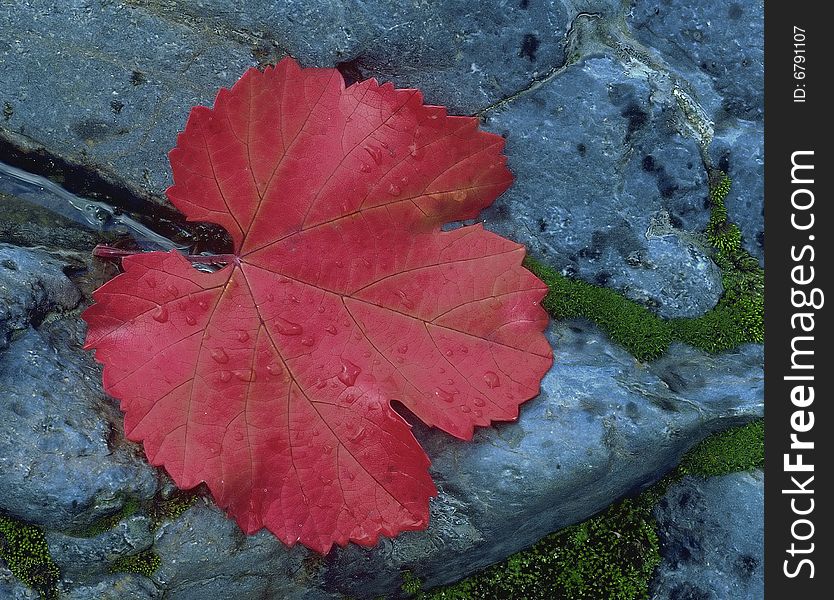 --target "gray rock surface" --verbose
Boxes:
[630,0,764,263]
[481,56,722,318]
[46,515,155,578]
[651,470,764,600]
[0,245,81,347]
[0,567,38,600]
[0,247,158,532]
[1,1,259,202]
[133,0,569,115]
[59,574,161,600]
[152,501,328,600]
